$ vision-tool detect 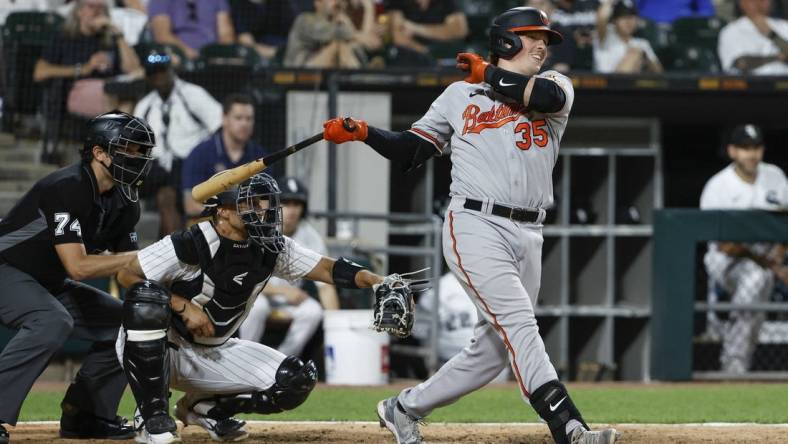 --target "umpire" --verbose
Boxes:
[0,111,156,442]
